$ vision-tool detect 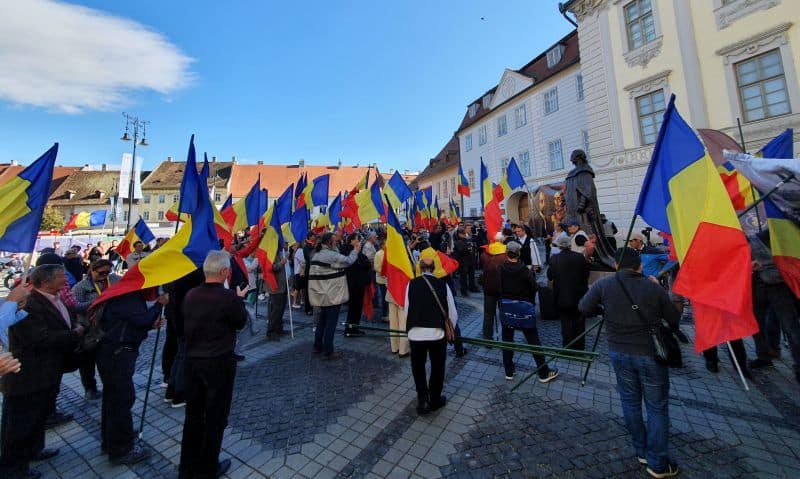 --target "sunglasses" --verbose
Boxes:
[94,270,111,276]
